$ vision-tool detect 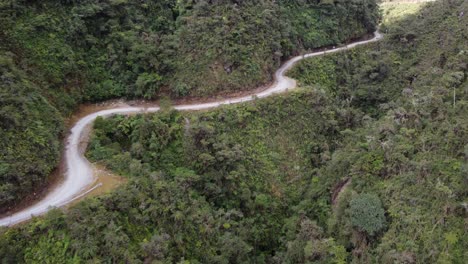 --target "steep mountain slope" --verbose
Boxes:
[0,0,379,212]
[0,0,465,263]
[1,0,379,100]
[0,54,64,211]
